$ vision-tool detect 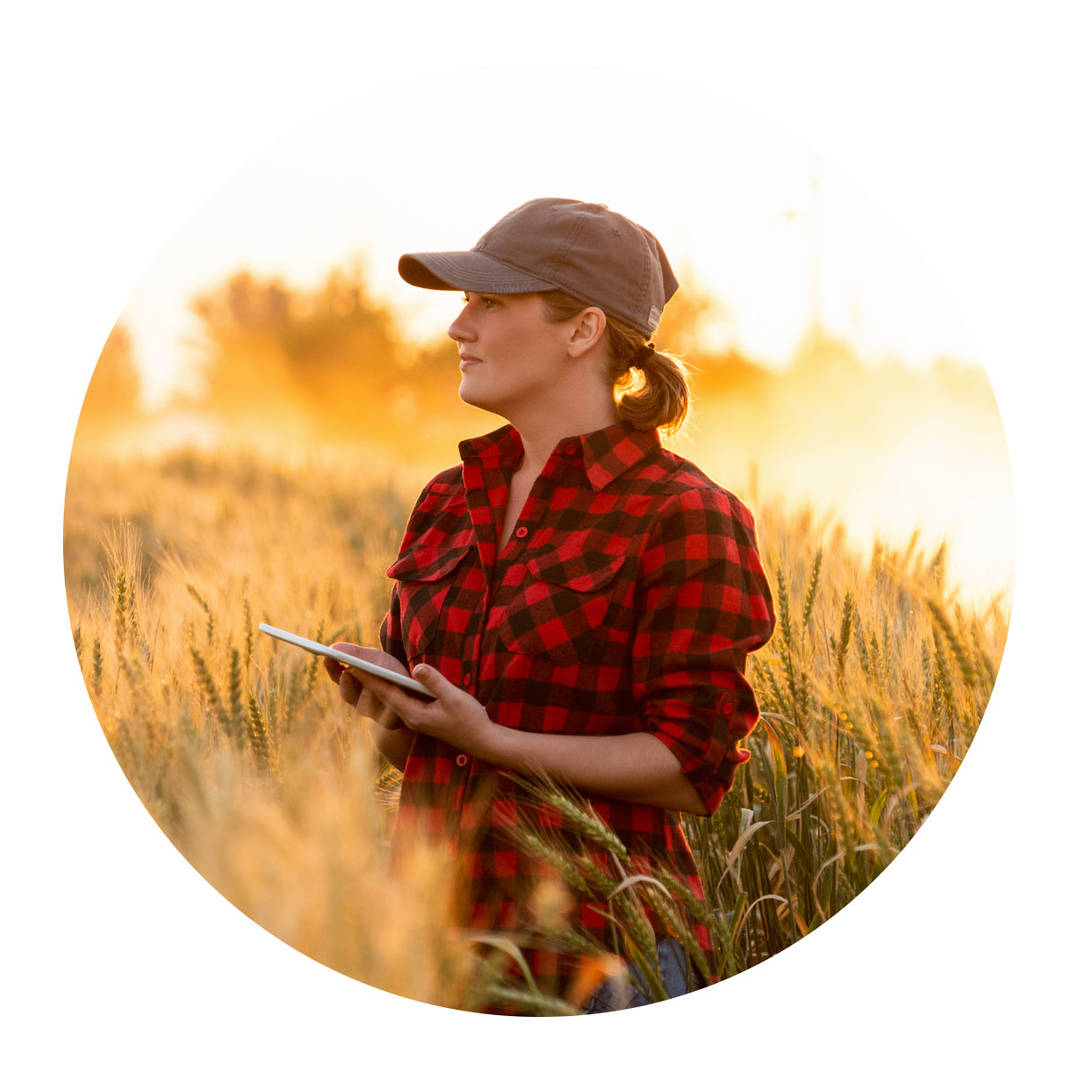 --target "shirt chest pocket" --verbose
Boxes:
[498,545,629,668]
[387,542,473,663]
